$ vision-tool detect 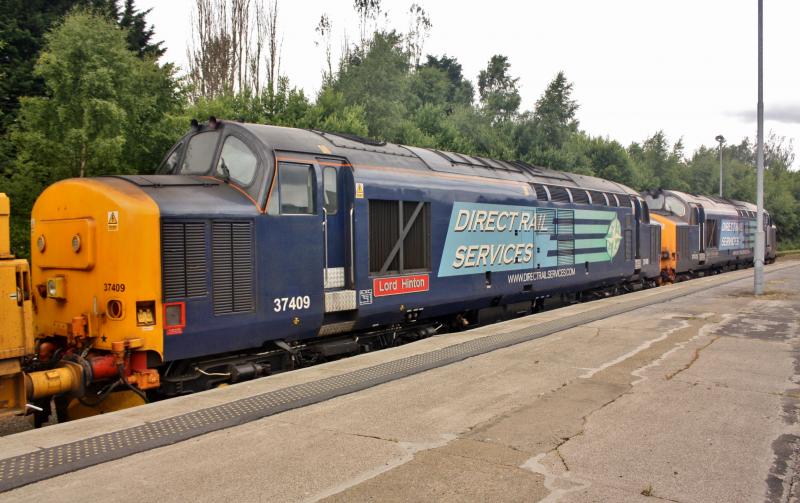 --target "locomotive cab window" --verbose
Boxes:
[664,196,686,217]
[180,131,220,174]
[323,166,338,214]
[216,136,258,187]
[273,162,315,215]
[159,142,183,174]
